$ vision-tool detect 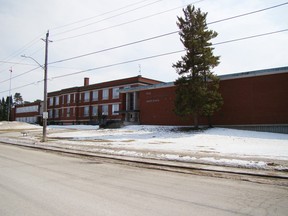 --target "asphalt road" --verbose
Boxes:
[0,143,287,216]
